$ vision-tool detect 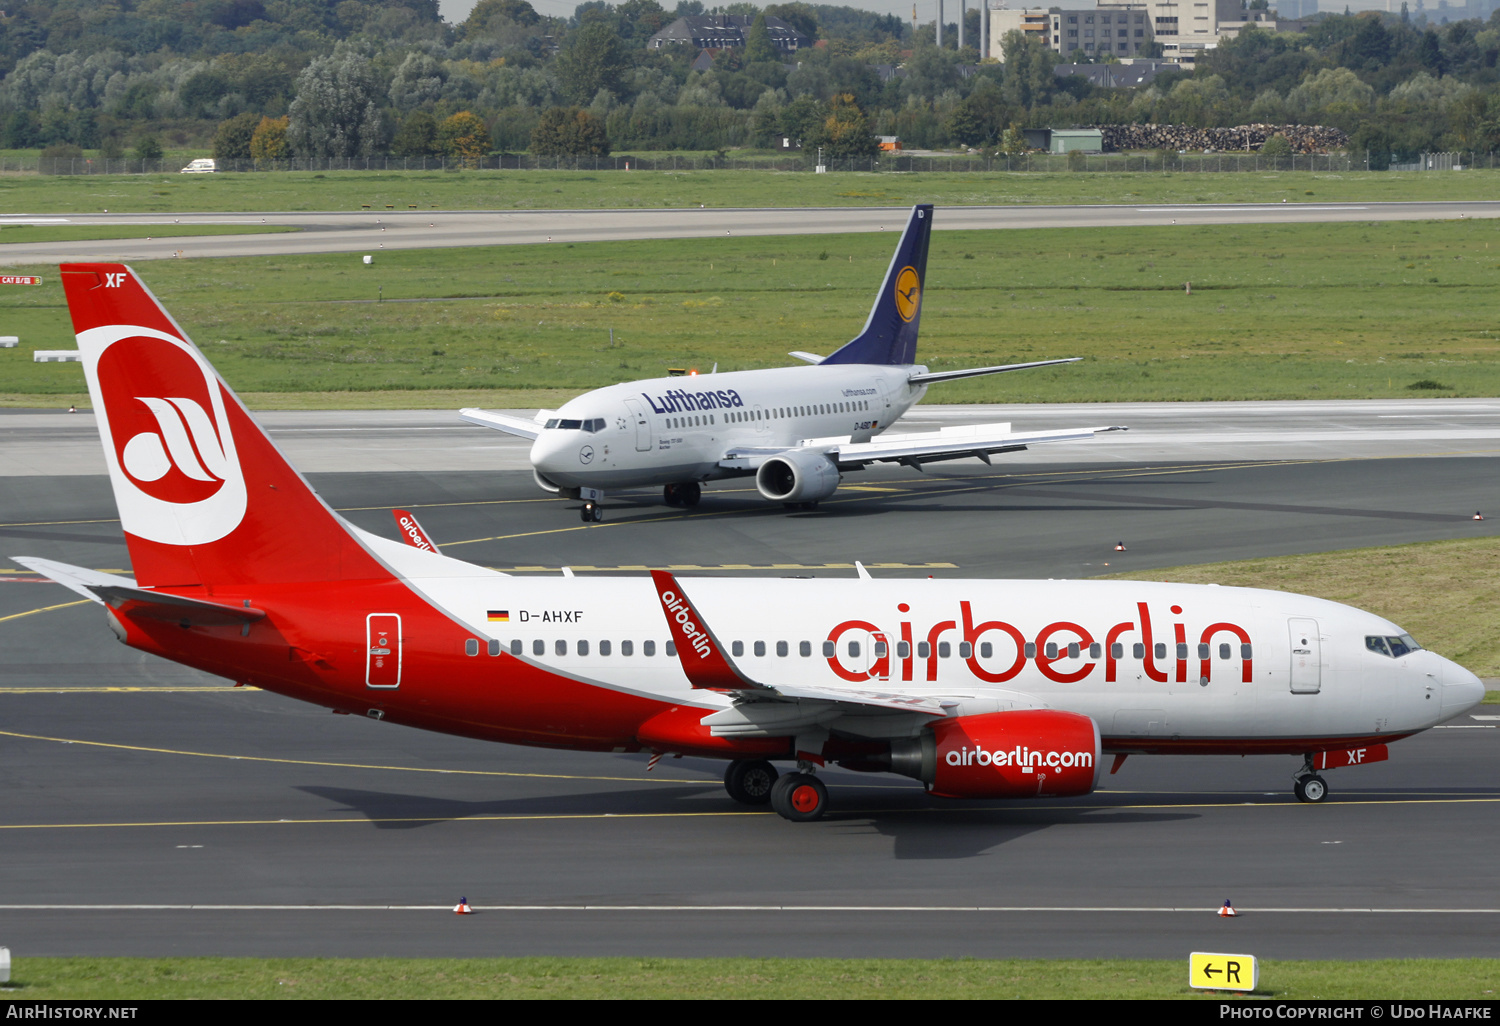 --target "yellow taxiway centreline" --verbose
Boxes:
[0,728,711,785]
